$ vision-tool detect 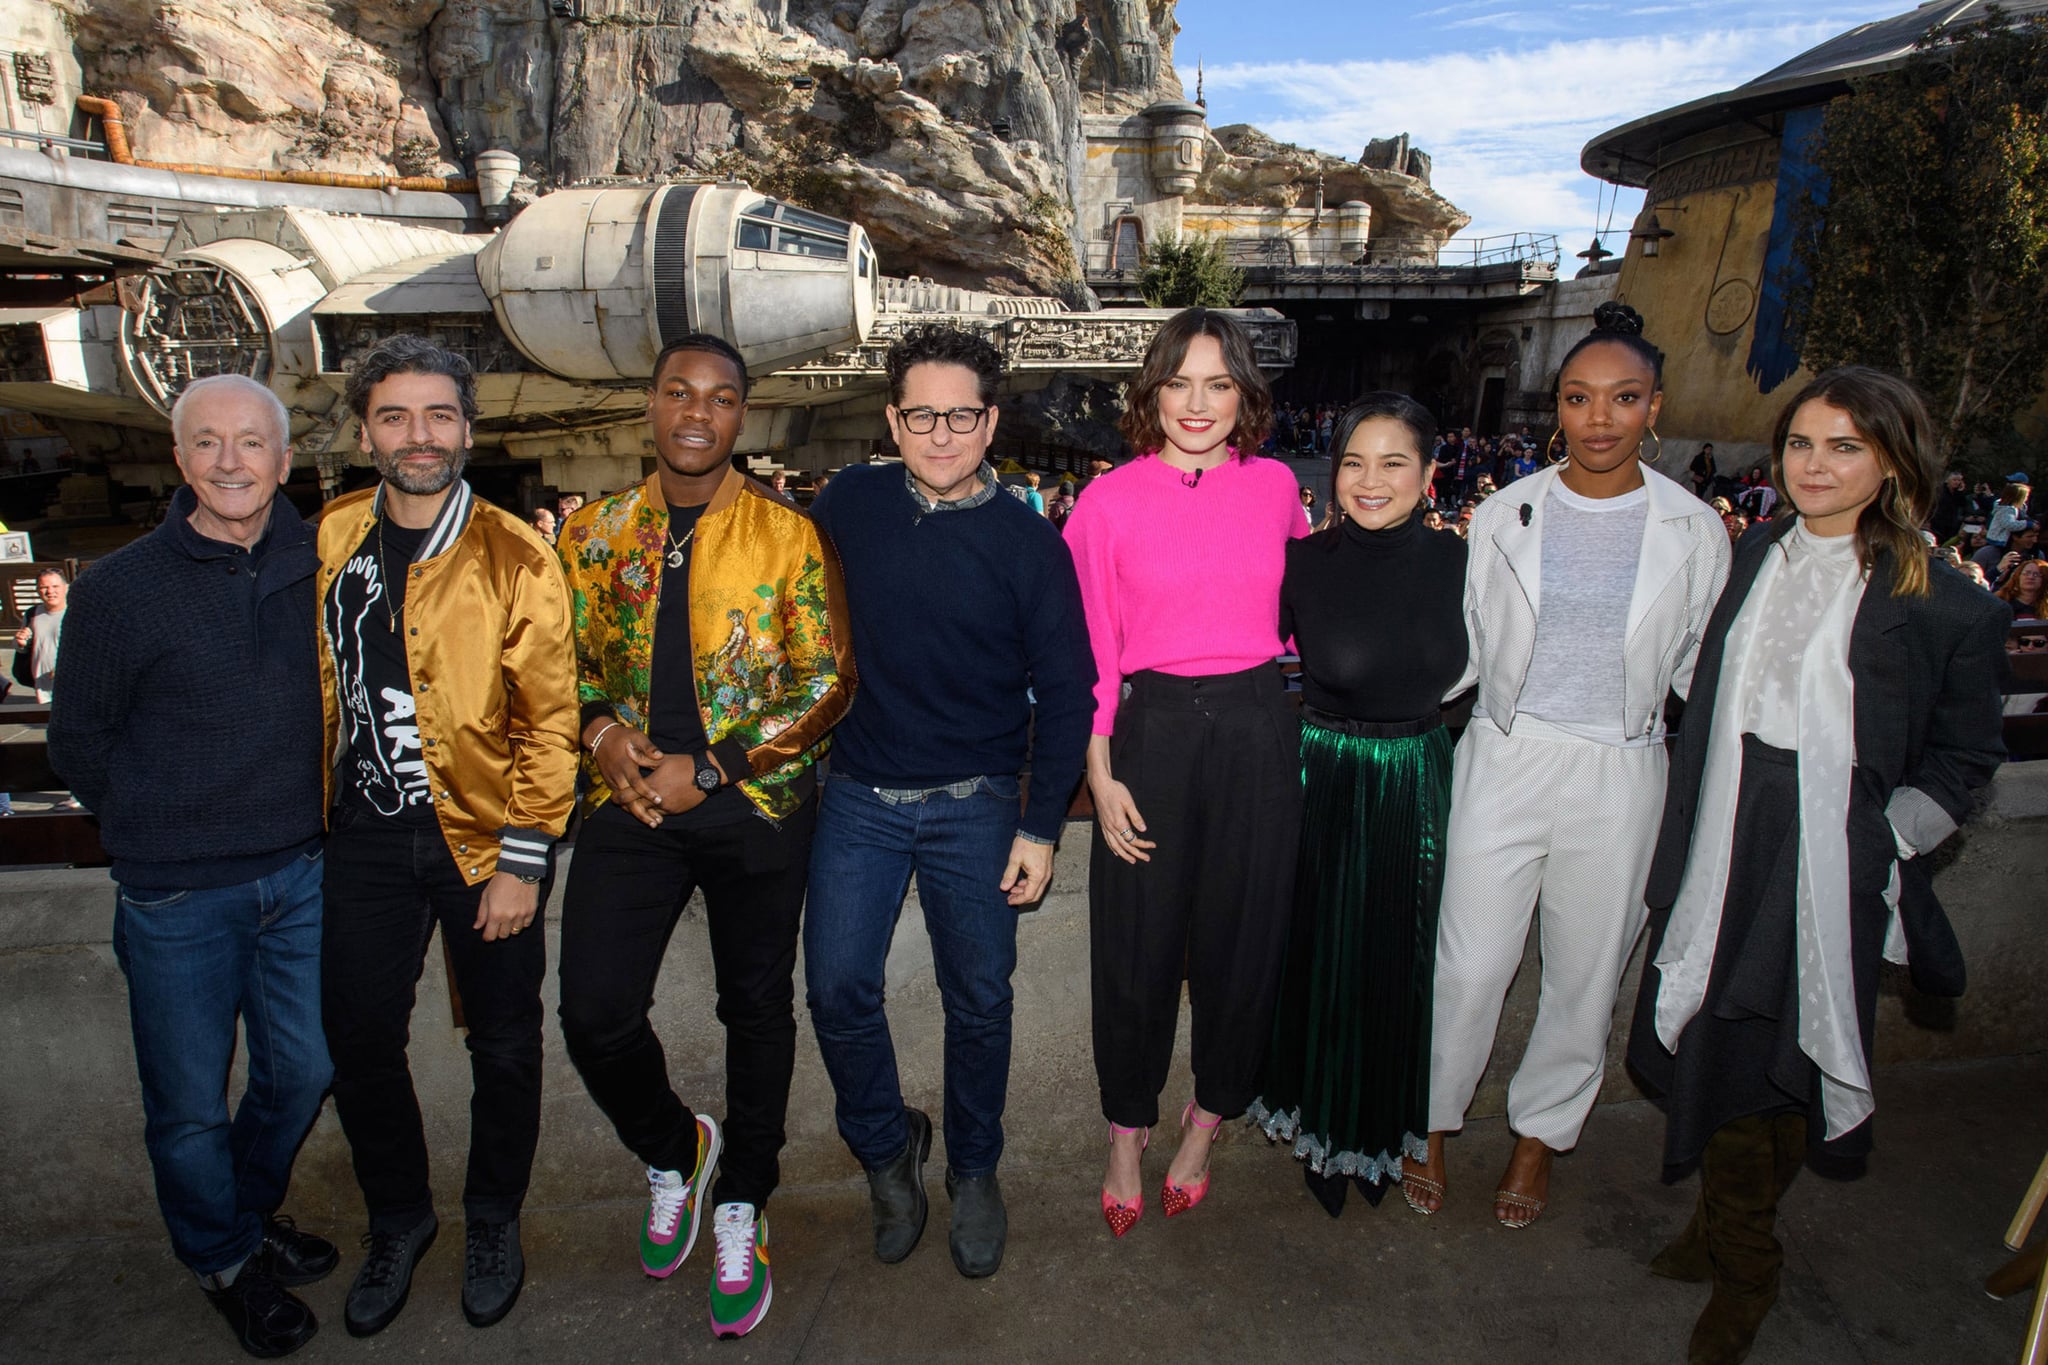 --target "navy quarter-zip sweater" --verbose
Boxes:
[810,464,1096,842]
[50,487,325,888]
